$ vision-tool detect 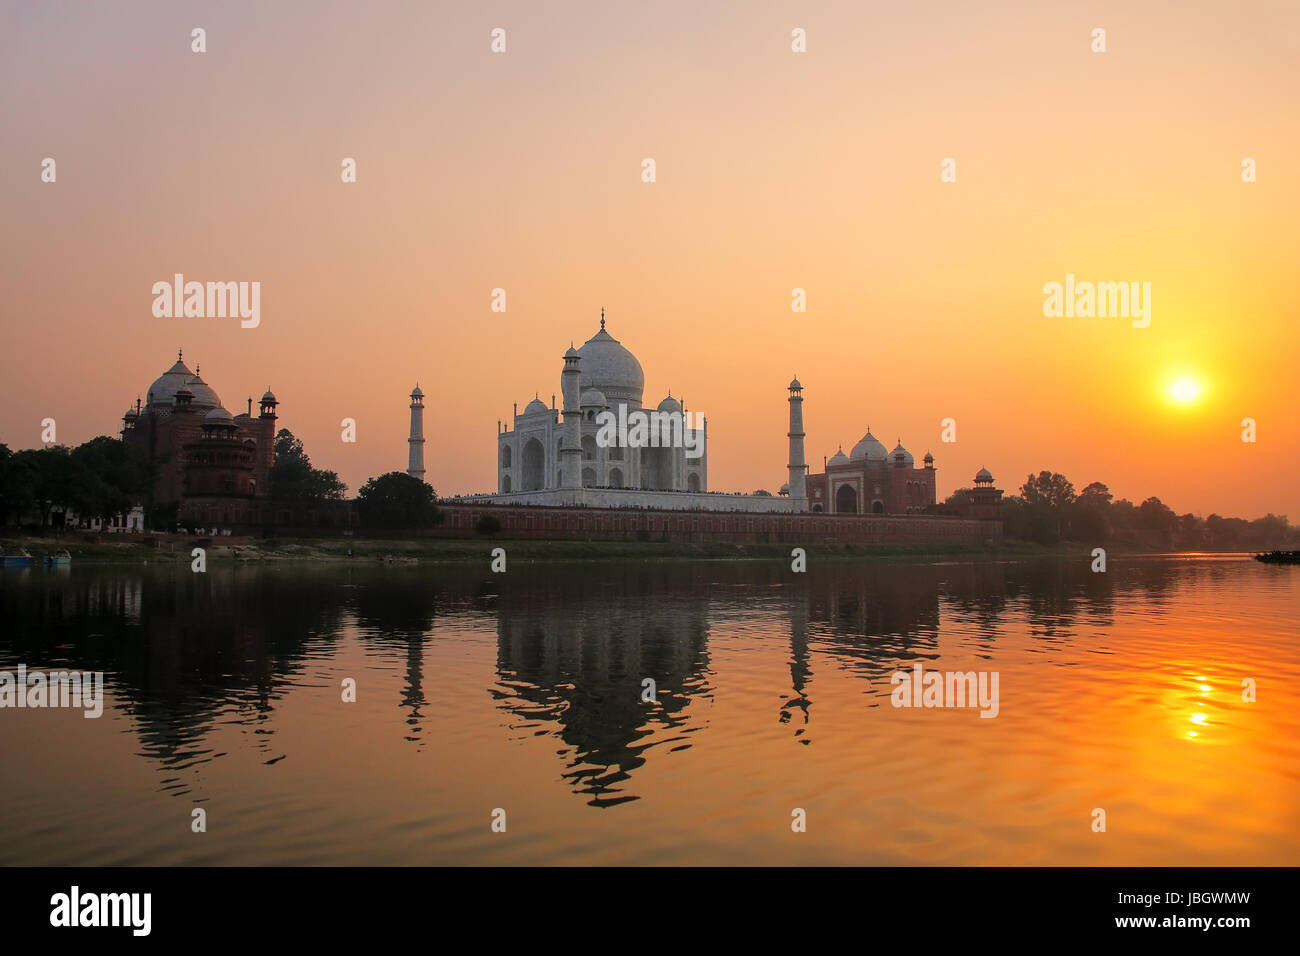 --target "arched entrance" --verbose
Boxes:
[871,500,884,514]
[835,484,858,514]
[609,467,624,488]
[521,438,544,491]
